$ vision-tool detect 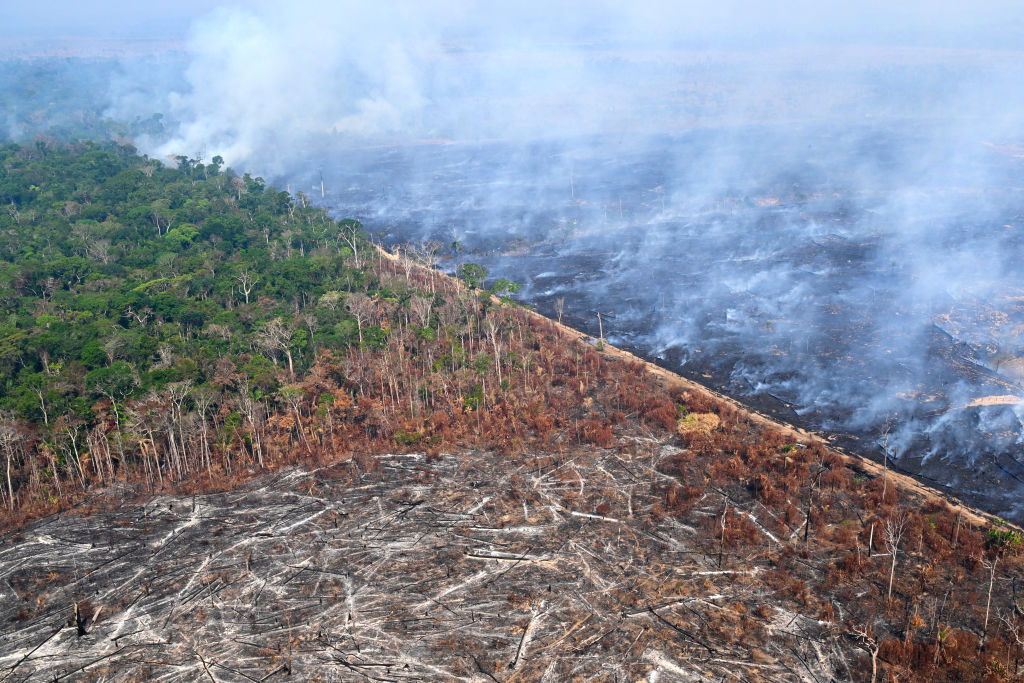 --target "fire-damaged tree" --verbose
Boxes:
[1,142,1023,680]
